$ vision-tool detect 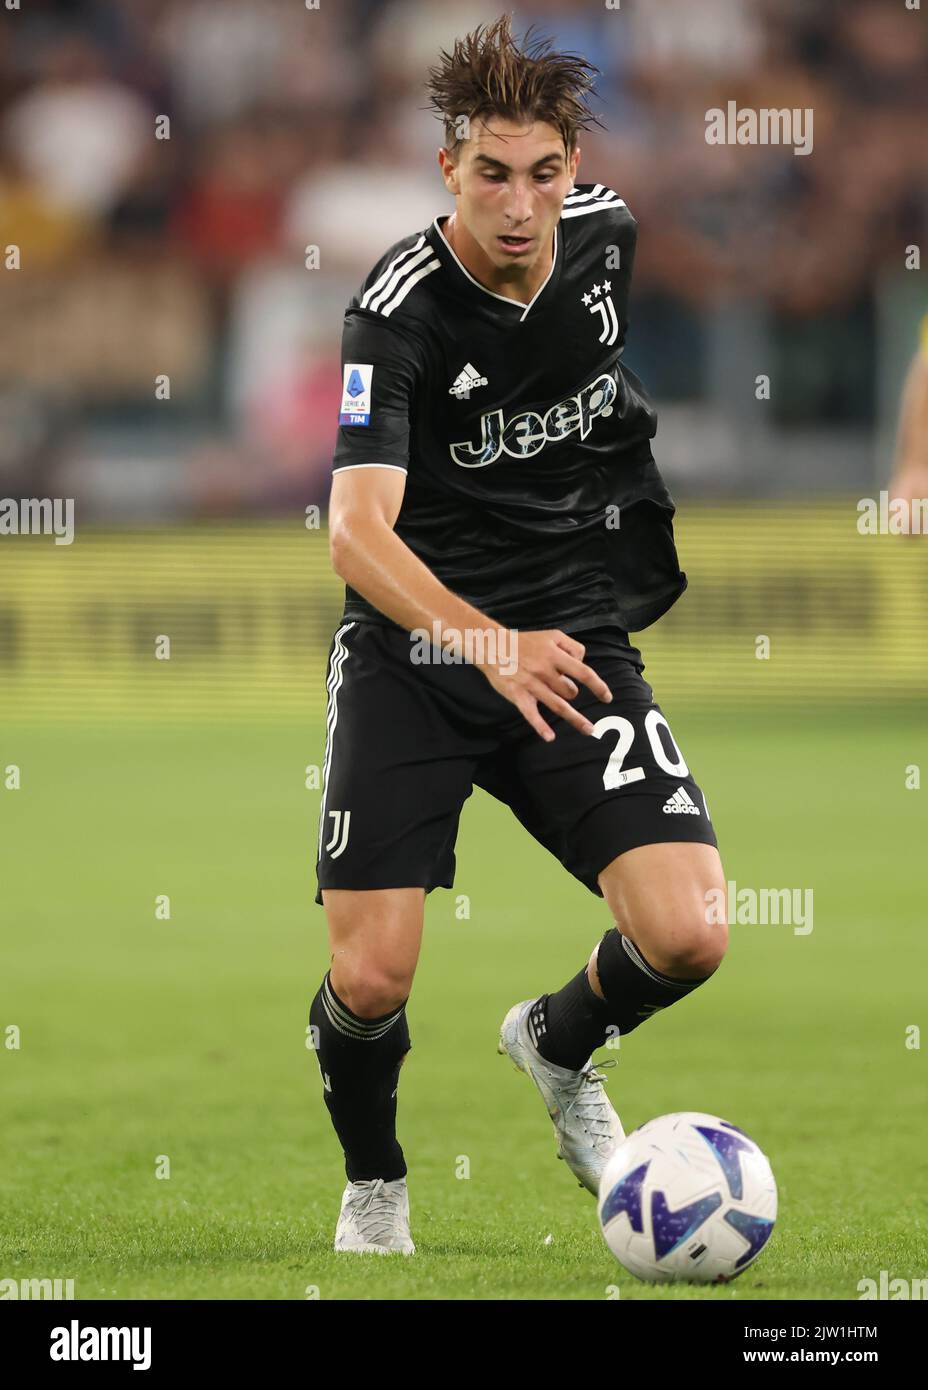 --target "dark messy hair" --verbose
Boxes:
[424,13,604,161]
